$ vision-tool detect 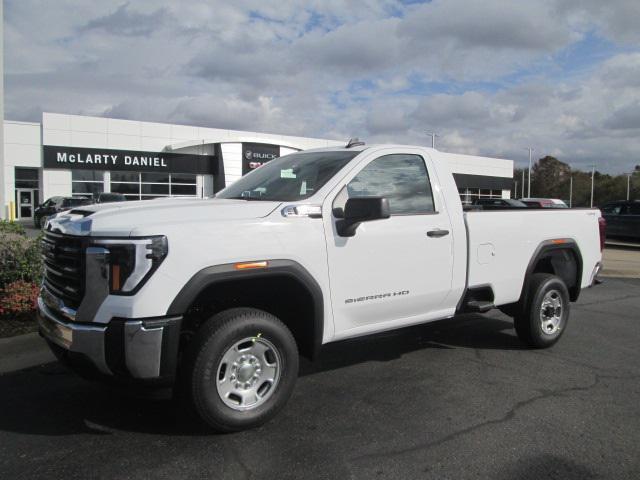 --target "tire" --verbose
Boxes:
[514,273,570,348]
[182,308,299,432]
